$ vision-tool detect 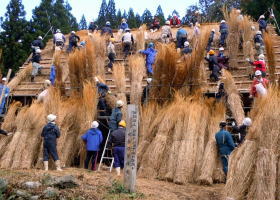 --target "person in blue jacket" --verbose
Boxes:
[101,21,113,36]
[258,15,267,33]
[0,78,10,114]
[139,43,157,76]
[49,64,56,85]
[81,121,103,171]
[215,121,235,175]
[119,18,129,32]
[219,20,228,47]
[108,100,123,131]
[176,27,188,49]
